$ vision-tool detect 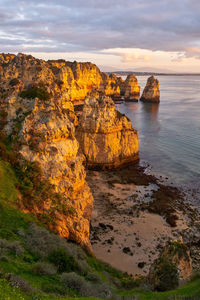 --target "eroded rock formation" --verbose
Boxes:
[0,53,141,248]
[0,53,145,103]
[140,76,160,103]
[123,74,140,101]
[0,53,124,102]
[76,93,139,169]
[0,54,94,249]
